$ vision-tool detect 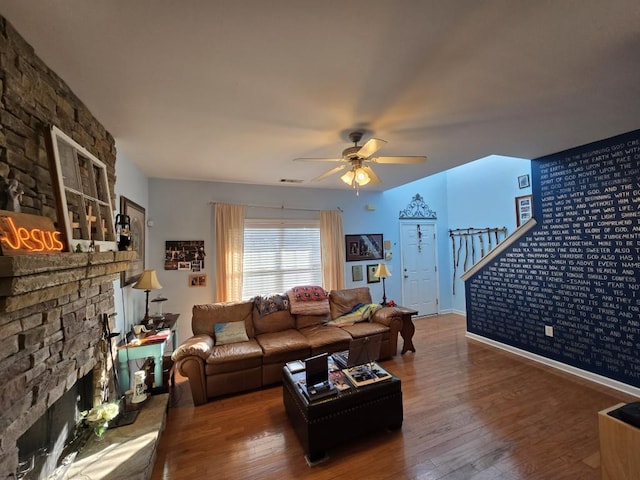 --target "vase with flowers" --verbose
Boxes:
[81,401,120,440]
